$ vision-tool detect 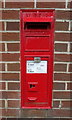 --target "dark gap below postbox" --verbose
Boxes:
[24,22,51,30]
